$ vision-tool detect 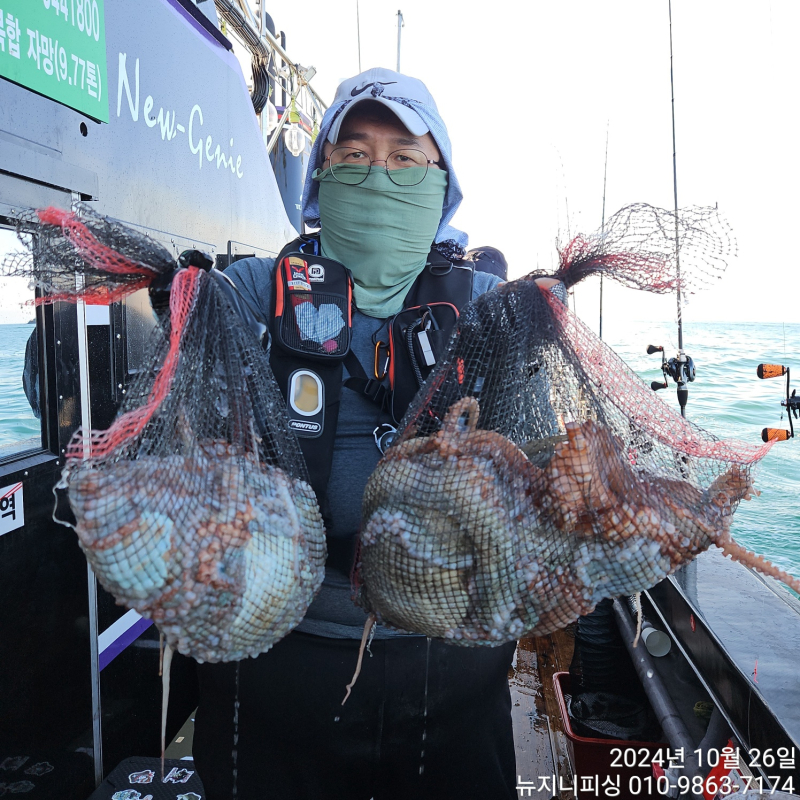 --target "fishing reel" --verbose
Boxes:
[647,344,695,412]
[756,363,799,442]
